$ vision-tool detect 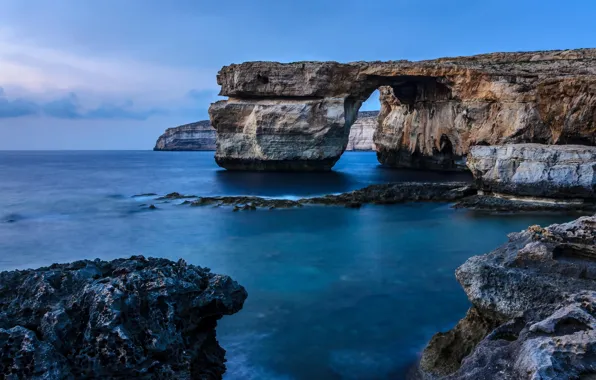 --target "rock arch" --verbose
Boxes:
[209,49,596,171]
